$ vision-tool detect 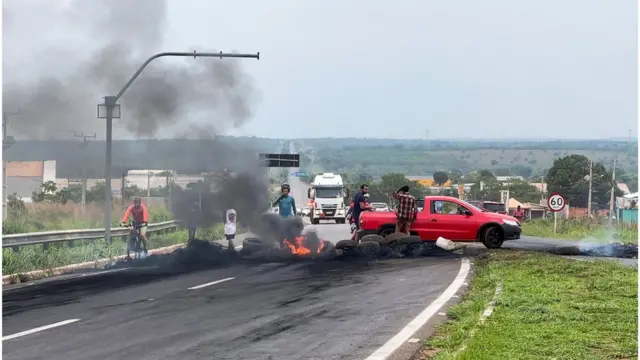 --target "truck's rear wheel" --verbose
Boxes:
[378,227,395,239]
[482,226,504,249]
